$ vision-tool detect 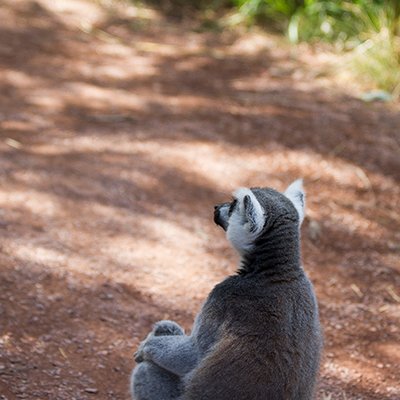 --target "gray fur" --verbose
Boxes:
[131,180,322,400]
